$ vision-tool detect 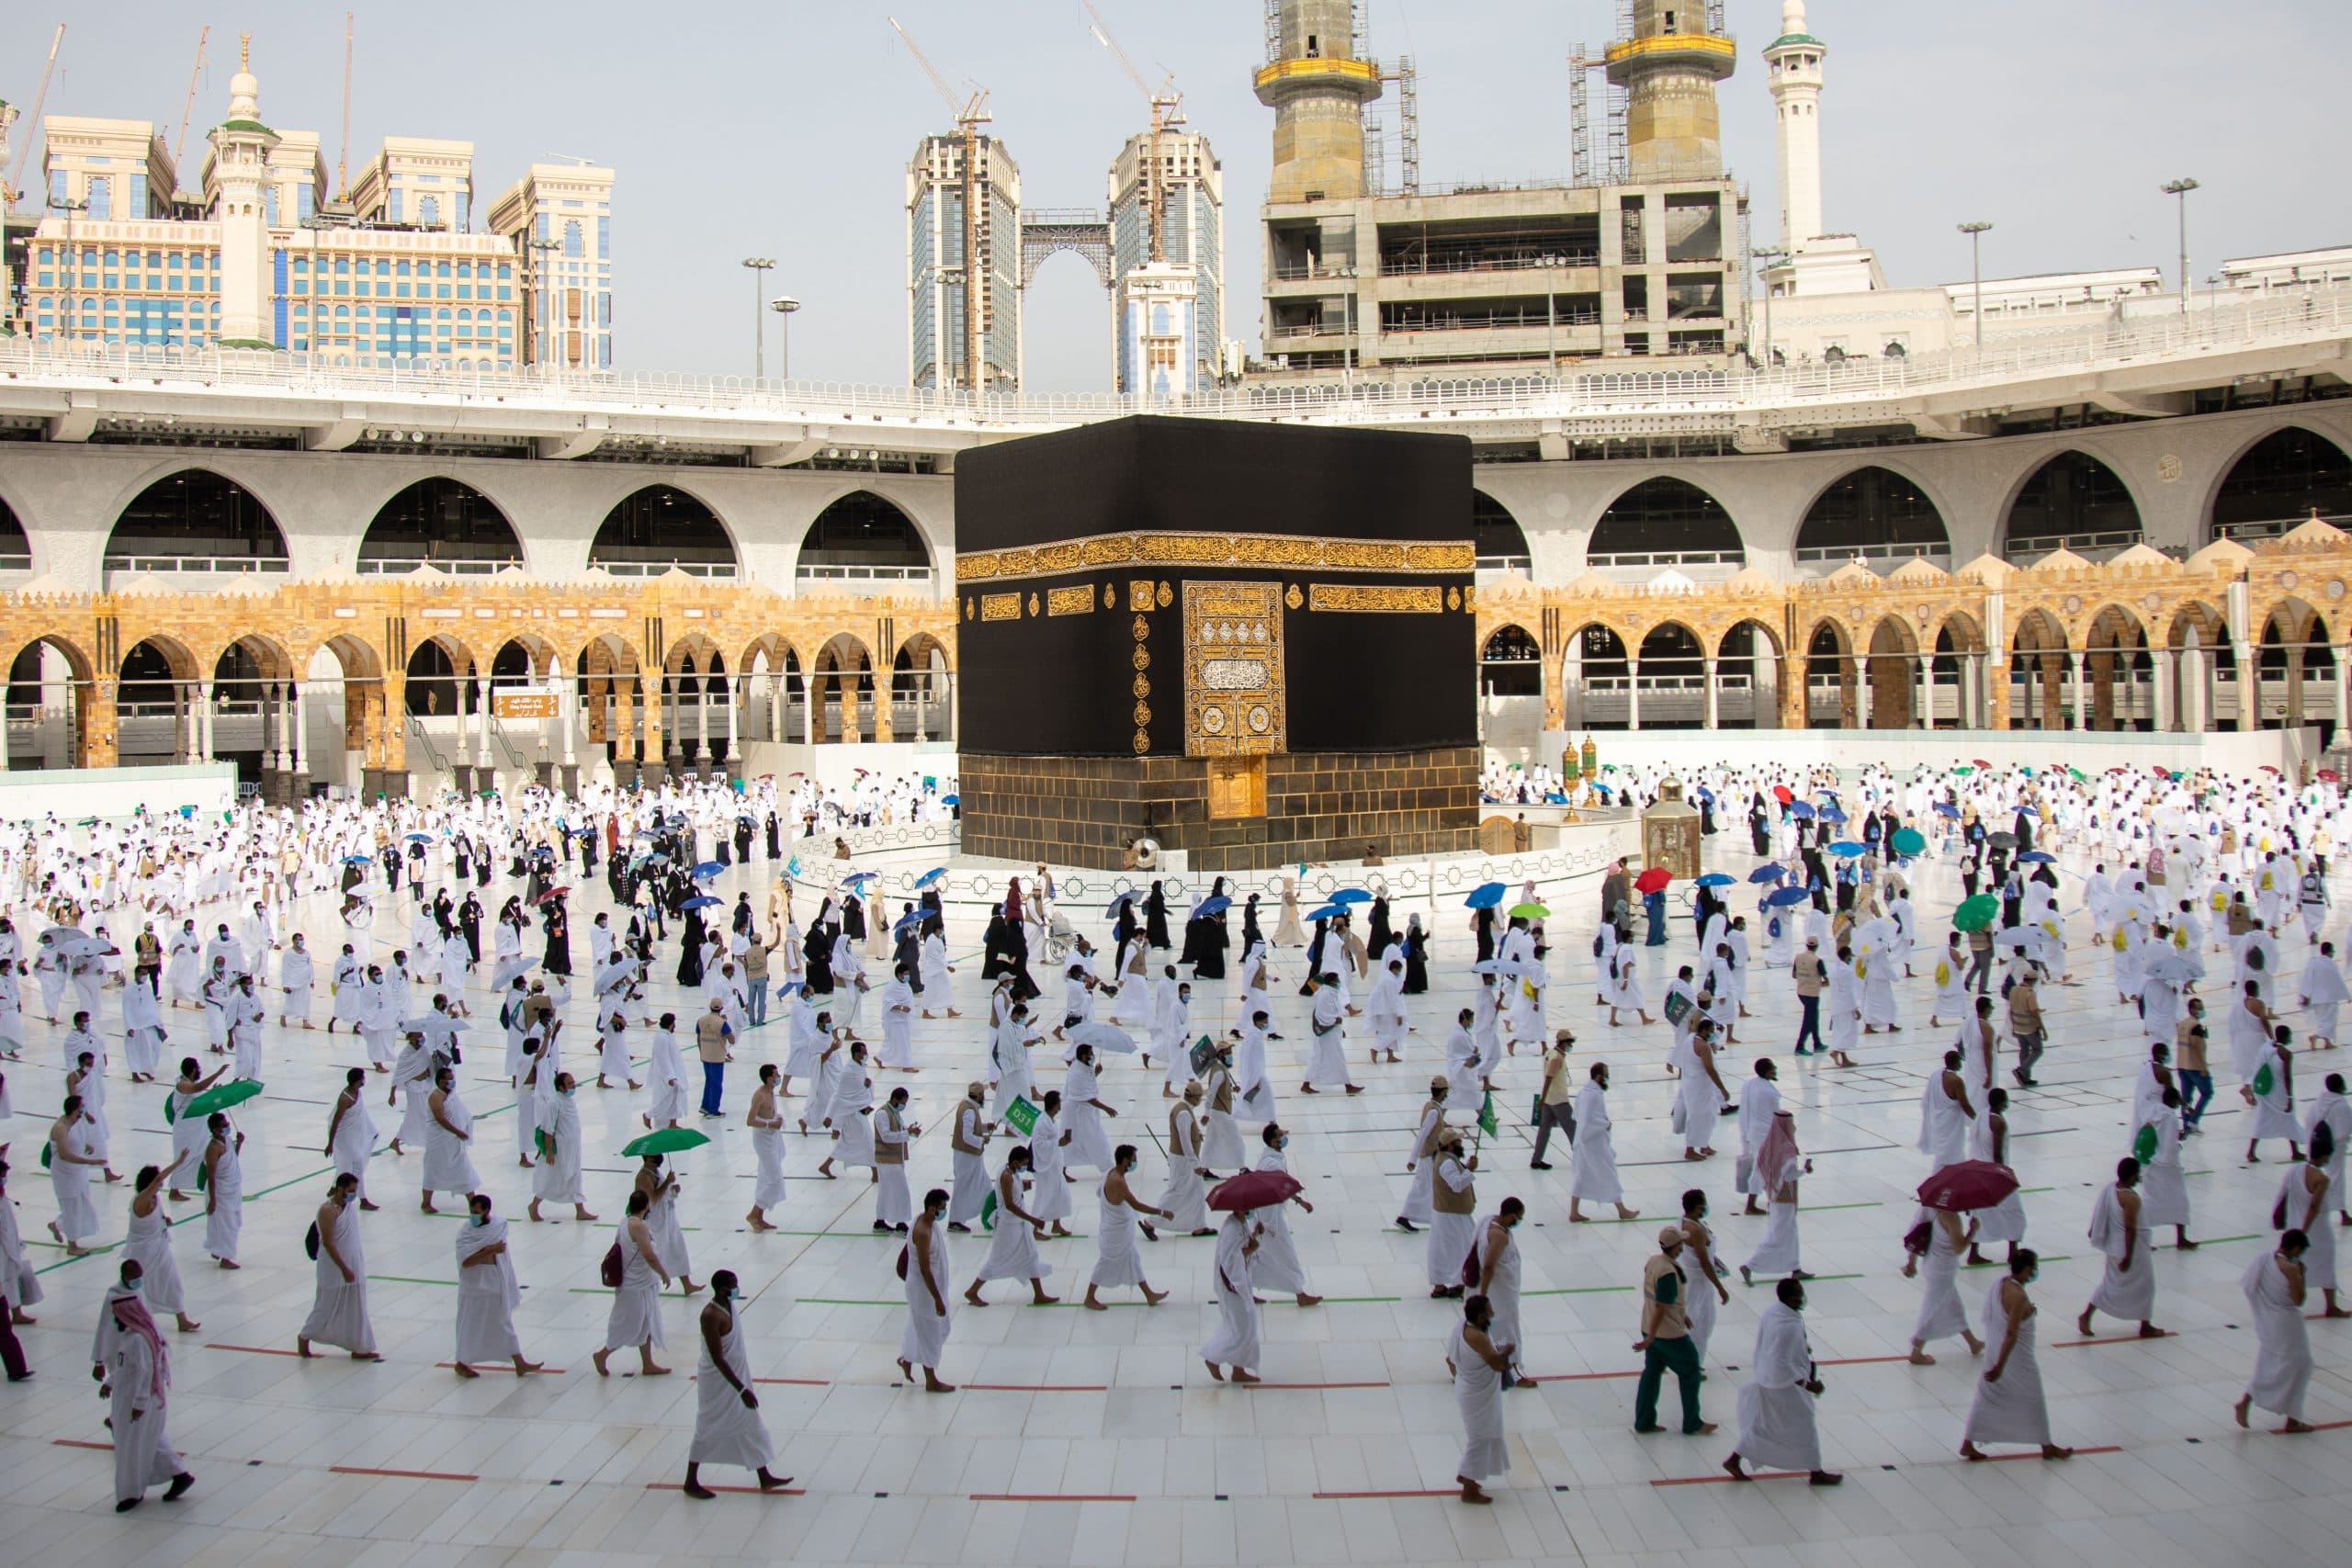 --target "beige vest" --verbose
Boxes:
[1208,1068,1234,1114]
[1416,1101,1447,1160]
[1169,1105,1198,1156]
[876,1103,908,1165]
[951,1100,985,1156]
[1432,1156,1476,1214]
